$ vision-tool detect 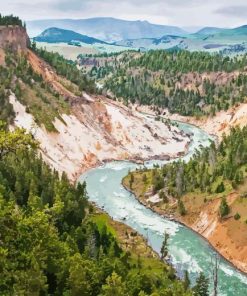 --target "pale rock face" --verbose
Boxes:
[9,94,190,181]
